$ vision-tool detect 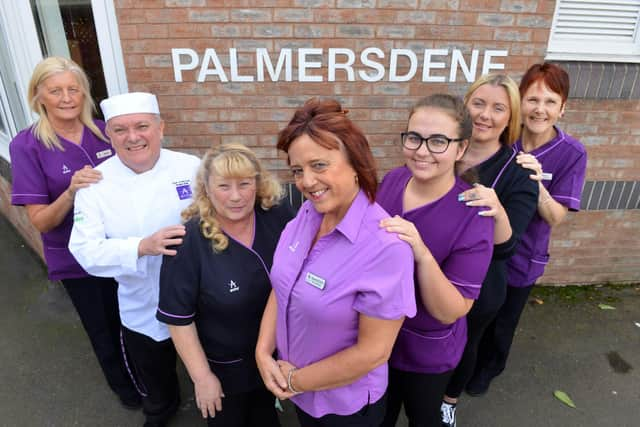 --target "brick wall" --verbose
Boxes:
[111,0,639,285]
[0,159,43,261]
[2,1,631,285]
